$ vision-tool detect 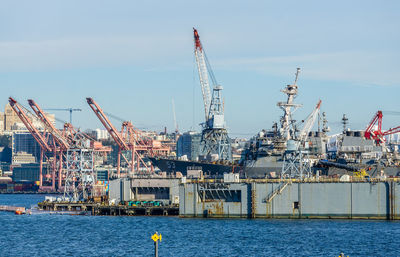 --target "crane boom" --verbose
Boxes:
[364,111,383,140]
[363,110,400,145]
[194,28,212,121]
[28,99,70,150]
[8,97,53,152]
[382,126,400,136]
[172,98,178,133]
[86,98,129,150]
[298,100,322,144]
